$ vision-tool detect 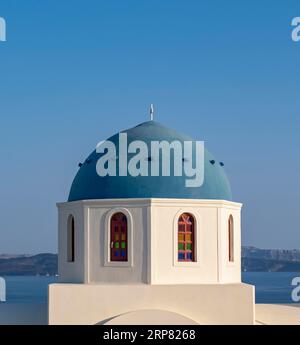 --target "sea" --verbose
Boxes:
[1,272,300,304]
